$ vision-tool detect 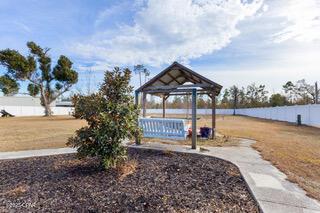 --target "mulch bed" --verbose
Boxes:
[0,148,260,212]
